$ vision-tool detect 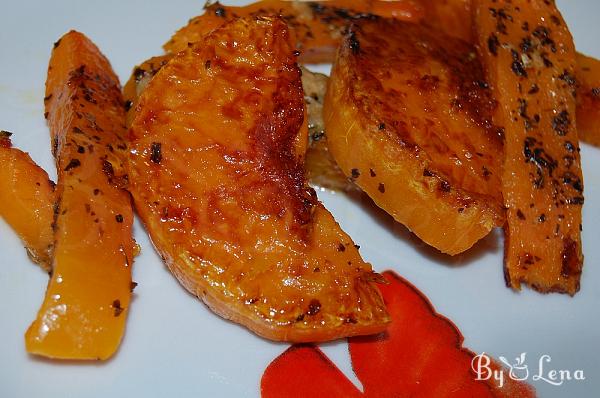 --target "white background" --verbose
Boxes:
[0,1,598,397]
